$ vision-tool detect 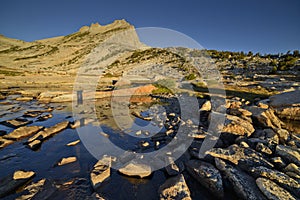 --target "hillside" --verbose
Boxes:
[0,20,299,98]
